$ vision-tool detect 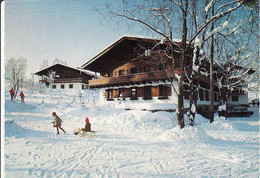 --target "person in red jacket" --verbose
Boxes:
[84,117,91,132]
[9,87,15,101]
[74,117,91,135]
[20,91,25,103]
